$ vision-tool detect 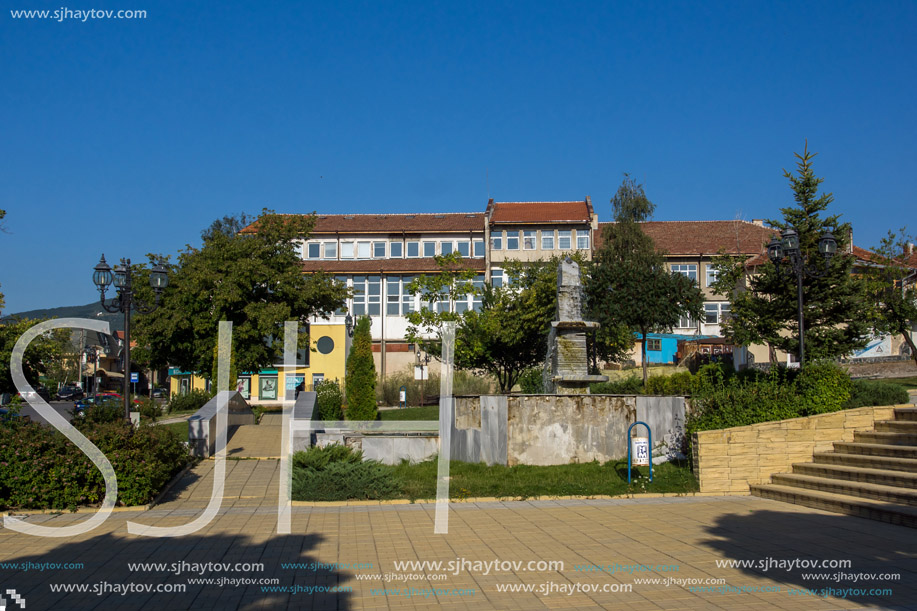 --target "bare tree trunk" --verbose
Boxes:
[902,331,917,369]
